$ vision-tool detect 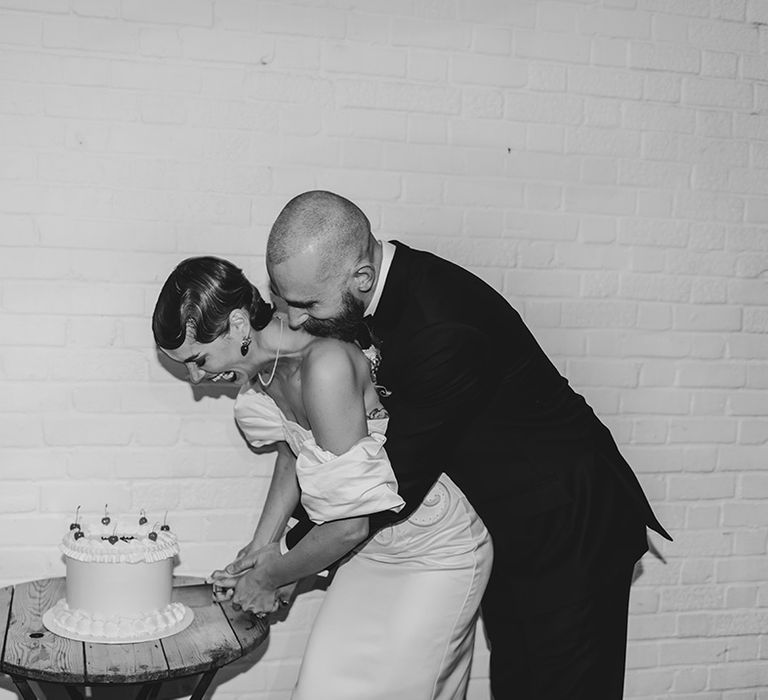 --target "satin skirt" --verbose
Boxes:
[292,474,493,700]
